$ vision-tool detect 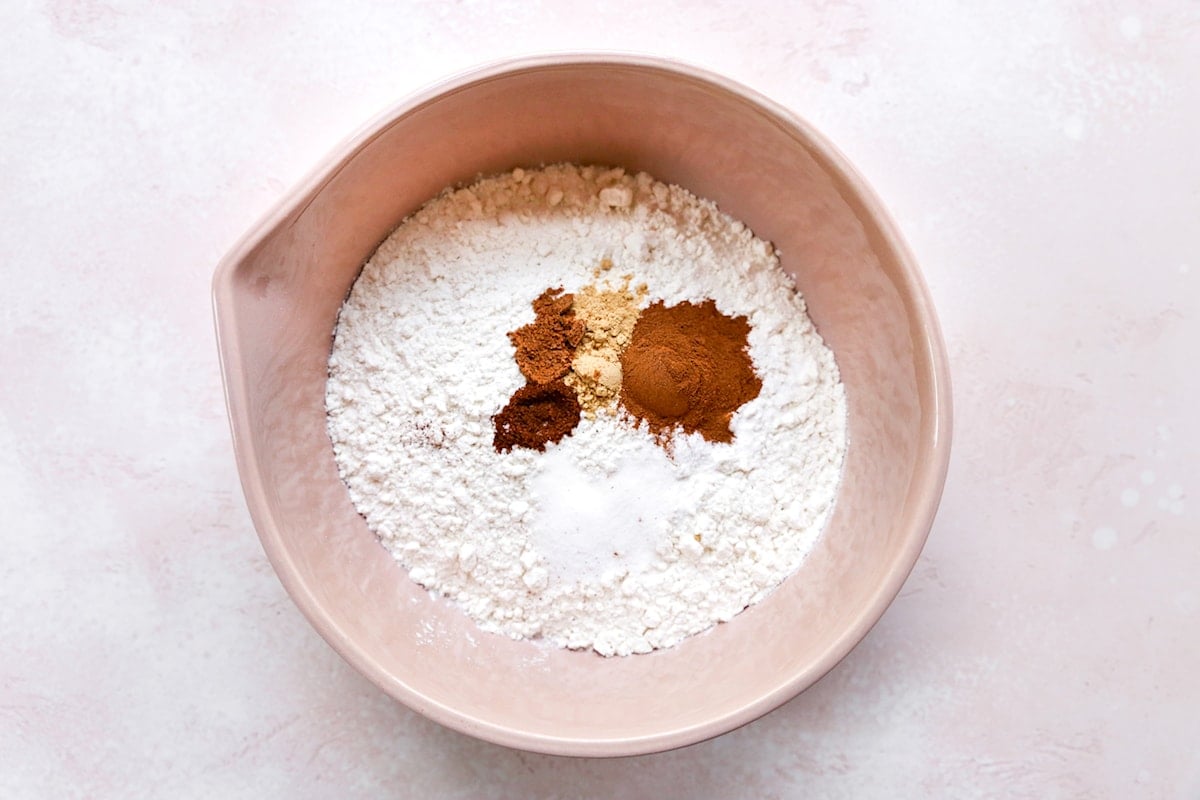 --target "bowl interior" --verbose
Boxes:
[213,58,948,756]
